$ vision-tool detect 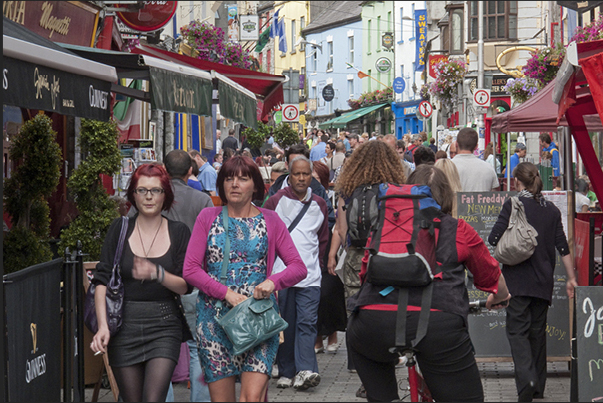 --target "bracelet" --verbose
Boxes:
[150,265,158,281]
[157,264,165,284]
